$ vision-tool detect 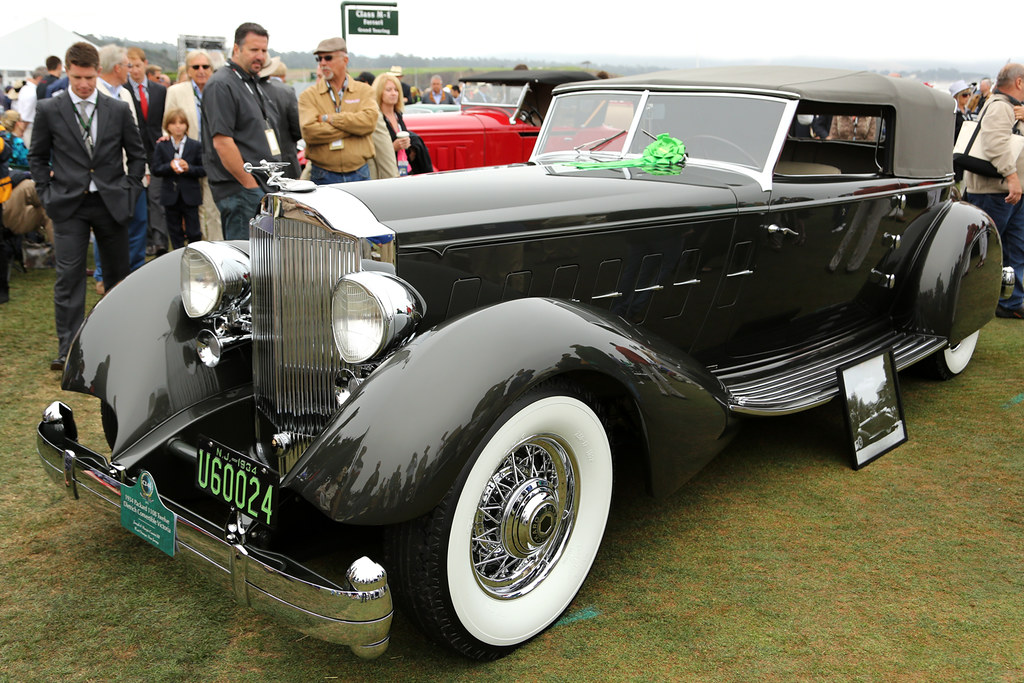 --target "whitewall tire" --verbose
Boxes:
[387,383,613,659]
[930,330,980,380]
